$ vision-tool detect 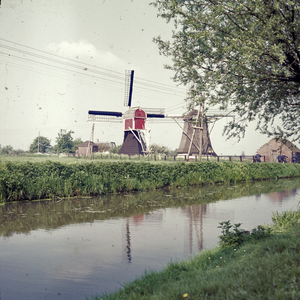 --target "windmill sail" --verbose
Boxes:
[88,110,122,117]
[124,70,134,107]
[88,110,123,123]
